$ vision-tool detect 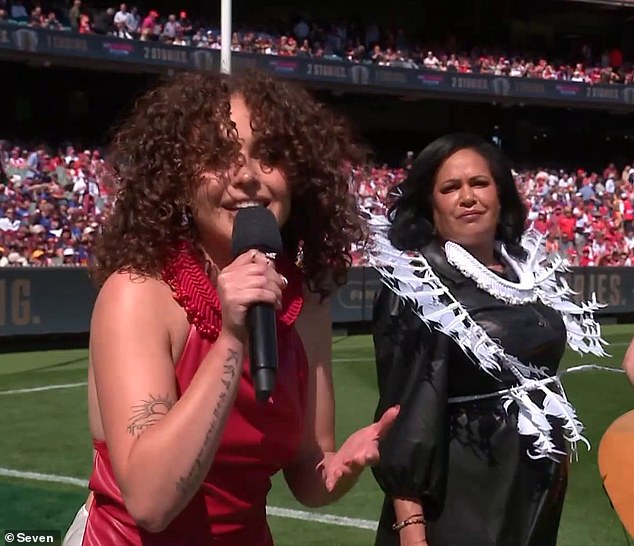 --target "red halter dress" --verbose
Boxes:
[82,246,309,545]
